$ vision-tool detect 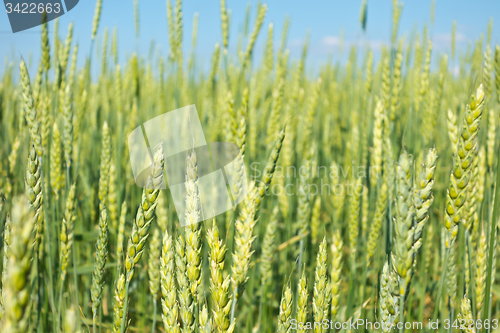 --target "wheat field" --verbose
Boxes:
[0,0,499,332]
